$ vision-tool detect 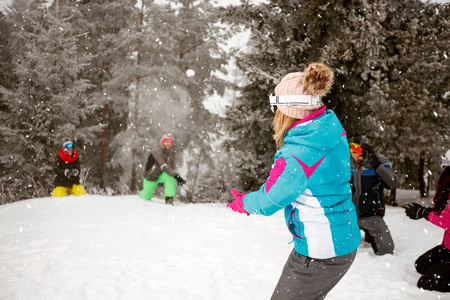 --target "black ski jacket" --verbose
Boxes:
[143,144,178,181]
[350,154,397,217]
[54,149,81,187]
